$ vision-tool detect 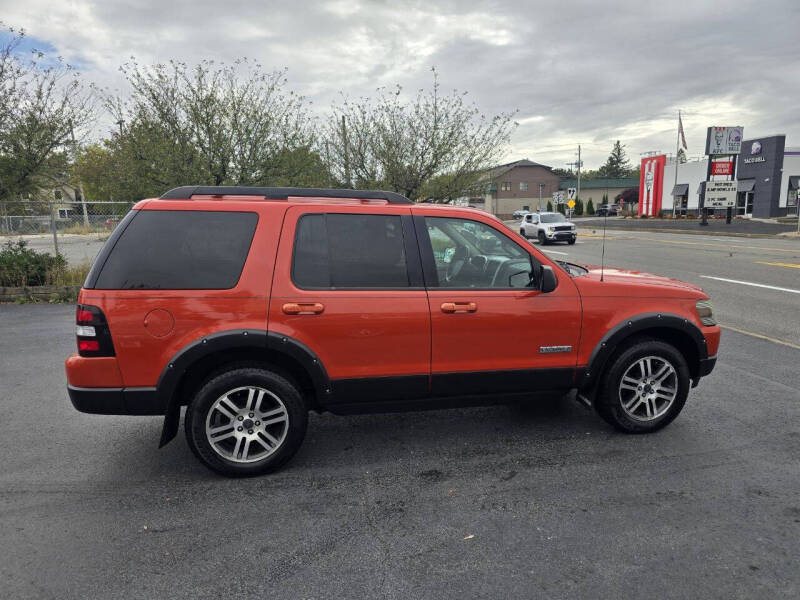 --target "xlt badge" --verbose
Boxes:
[539,345,572,354]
